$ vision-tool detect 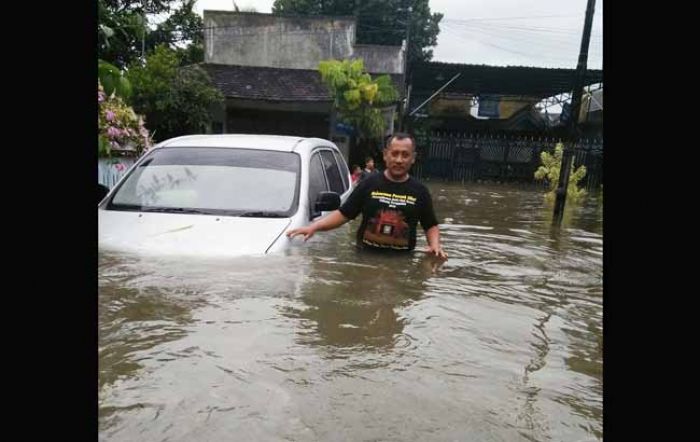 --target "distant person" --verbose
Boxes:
[360,156,379,181]
[287,132,447,259]
[351,165,362,185]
